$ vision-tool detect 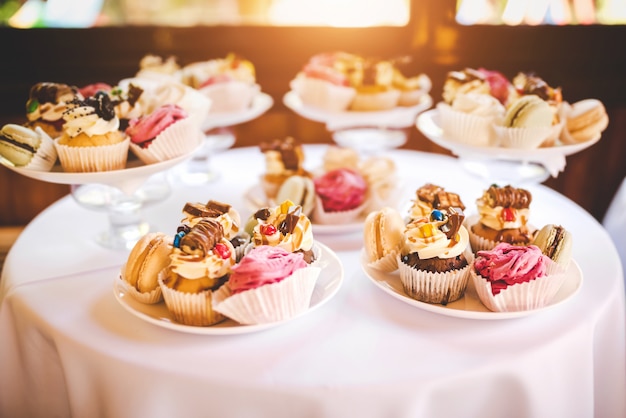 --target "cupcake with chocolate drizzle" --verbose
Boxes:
[25,82,81,138]
[259,137,310,200]
[468,184,535,252]
[159,218,236,326]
